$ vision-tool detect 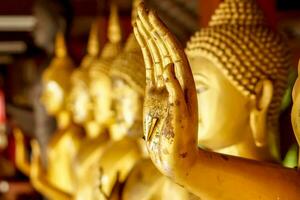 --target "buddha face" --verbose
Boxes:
[189,56,251,150]
[110,77,143,140]
[89,73,113,125]
[68,81,92,124]
[41,81,64,115]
